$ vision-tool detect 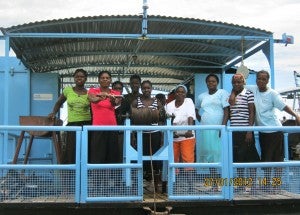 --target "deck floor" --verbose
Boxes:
[2,180,300,203]
[2,182,300,215]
